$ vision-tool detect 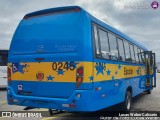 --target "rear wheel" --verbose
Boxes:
[49,109,62,115]
[122,91,132,111]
